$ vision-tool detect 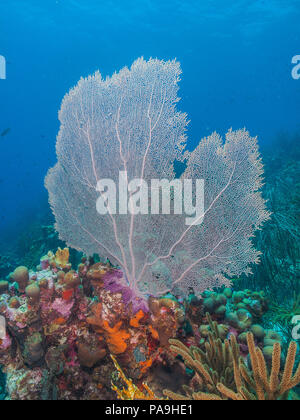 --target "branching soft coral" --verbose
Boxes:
[164,332,300,401]
[219,333,300,400]
[163,334,238,400]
